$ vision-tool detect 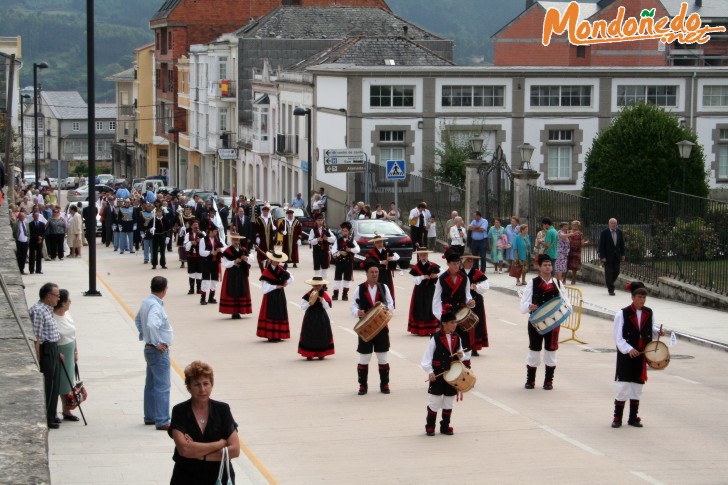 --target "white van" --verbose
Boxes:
[143,179,165,194]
